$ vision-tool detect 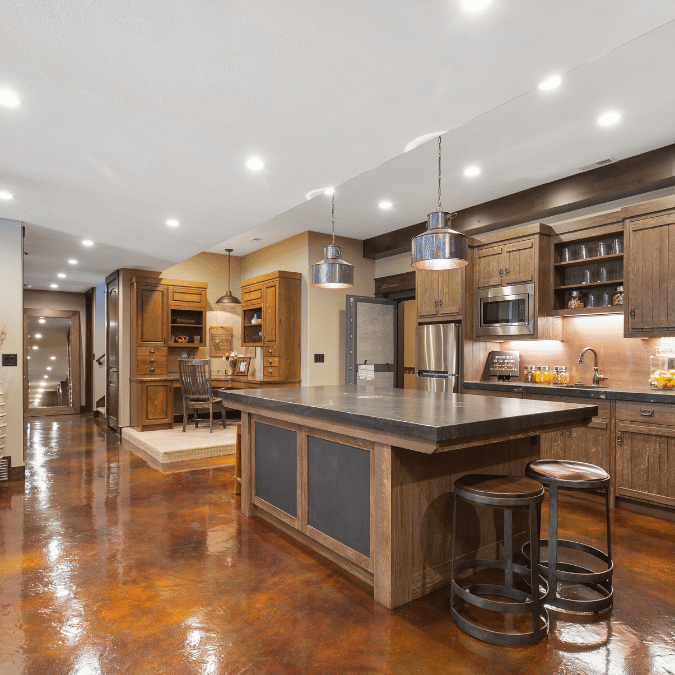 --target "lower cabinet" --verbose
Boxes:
[131,380,174,431]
